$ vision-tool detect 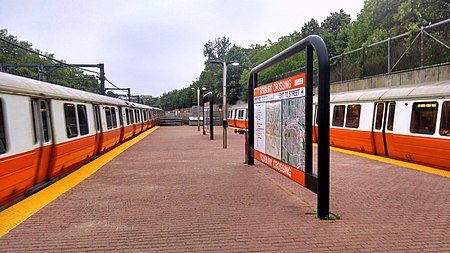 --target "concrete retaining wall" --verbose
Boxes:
[314,65,450,94]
